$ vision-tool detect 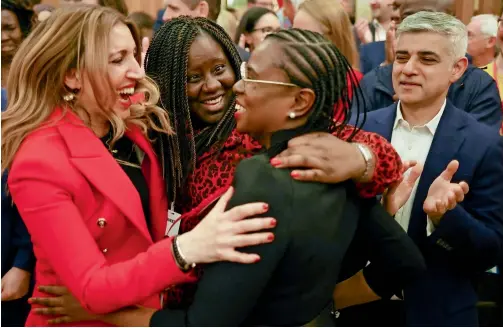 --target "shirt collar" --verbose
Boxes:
[393,99,447,134]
